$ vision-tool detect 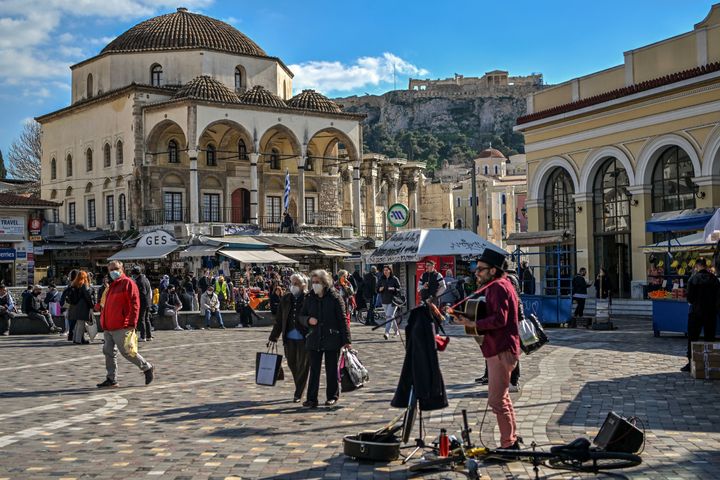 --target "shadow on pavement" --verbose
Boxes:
[0,386,97,398]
